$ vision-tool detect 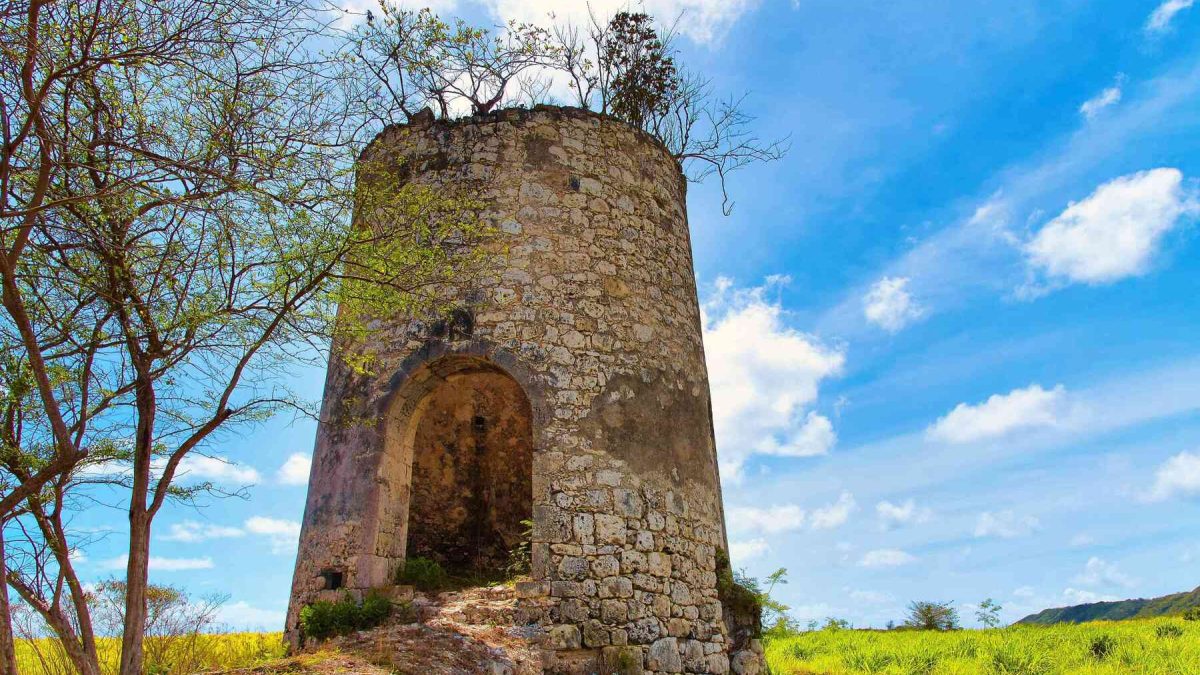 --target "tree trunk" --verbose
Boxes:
[0,527,18,675]
[118,508,150,675]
